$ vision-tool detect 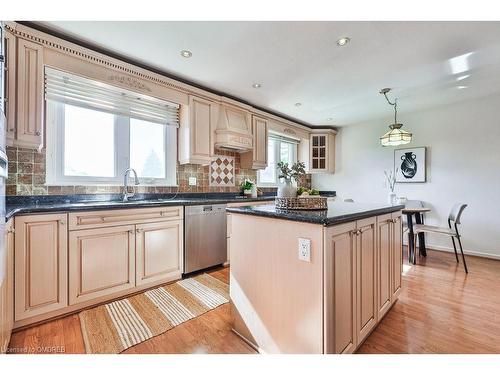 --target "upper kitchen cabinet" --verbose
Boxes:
[15,38,44,150]
[240,115,268,169]
[179,95,218,165]
[214,99,253,151]
[4,30,17,146]
[309,129,336,173]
